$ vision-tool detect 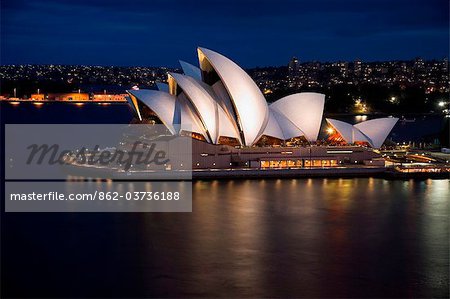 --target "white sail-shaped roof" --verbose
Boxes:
[168,73,240,143]
[124,49,338,146]
[354,117,399,148]
[257,107,309,141]
[198,47,269,146]
[169,73,218,142]
[127,89,177,134]
[211,81,241,136]
[353,127,372,145]
[326,118,354,143]
[271,108,305,139]
[326,118,398,148]
[217,107,240,141]
[326,118,372,145]
[179,61,202,81]
[262,109,285,140]
[177,92,210,140]
[196,80,240,141]
[270,92,325,142]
